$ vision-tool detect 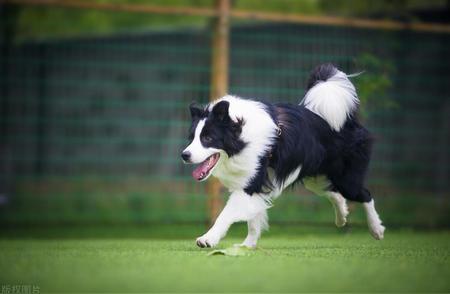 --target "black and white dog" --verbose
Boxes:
[181,64,385,248]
